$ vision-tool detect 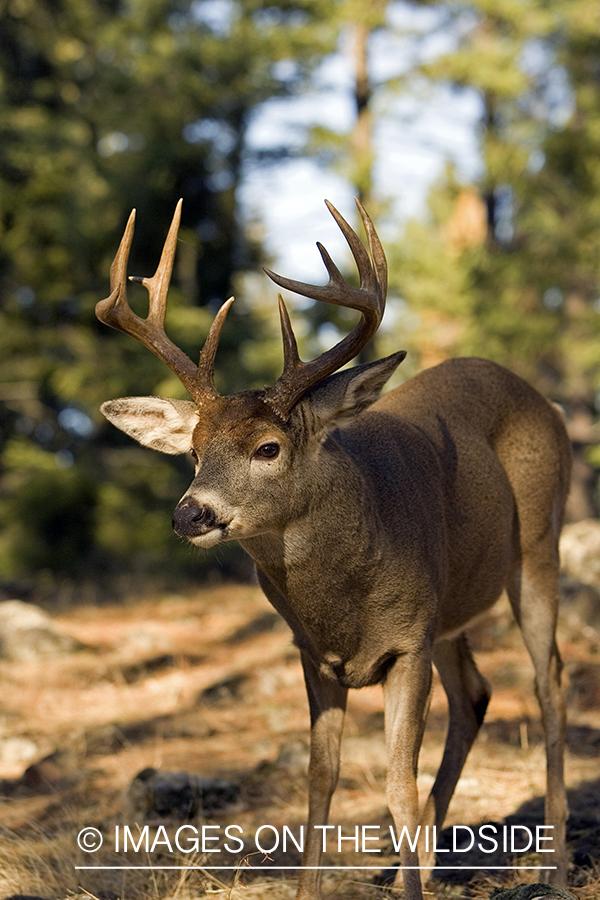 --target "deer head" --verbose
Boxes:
[96,199,405,548]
